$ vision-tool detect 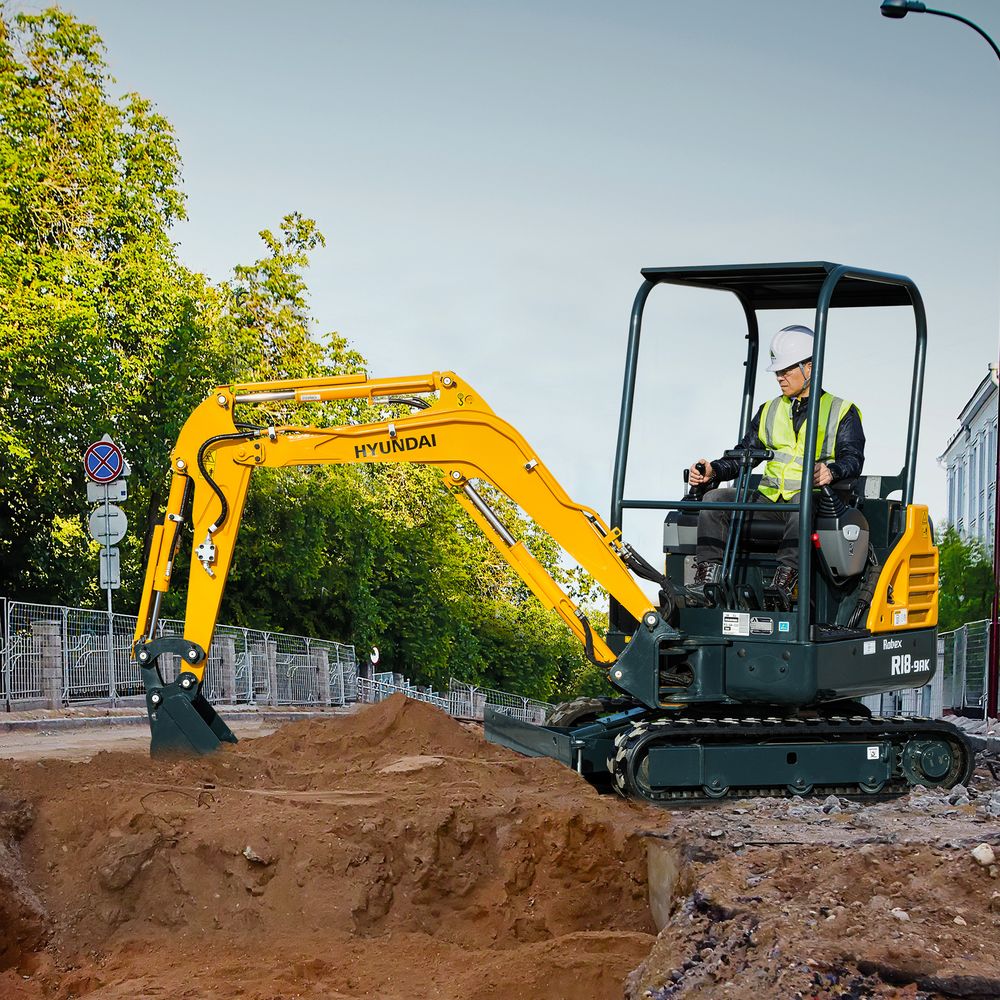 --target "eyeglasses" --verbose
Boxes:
[774,361,810,379]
